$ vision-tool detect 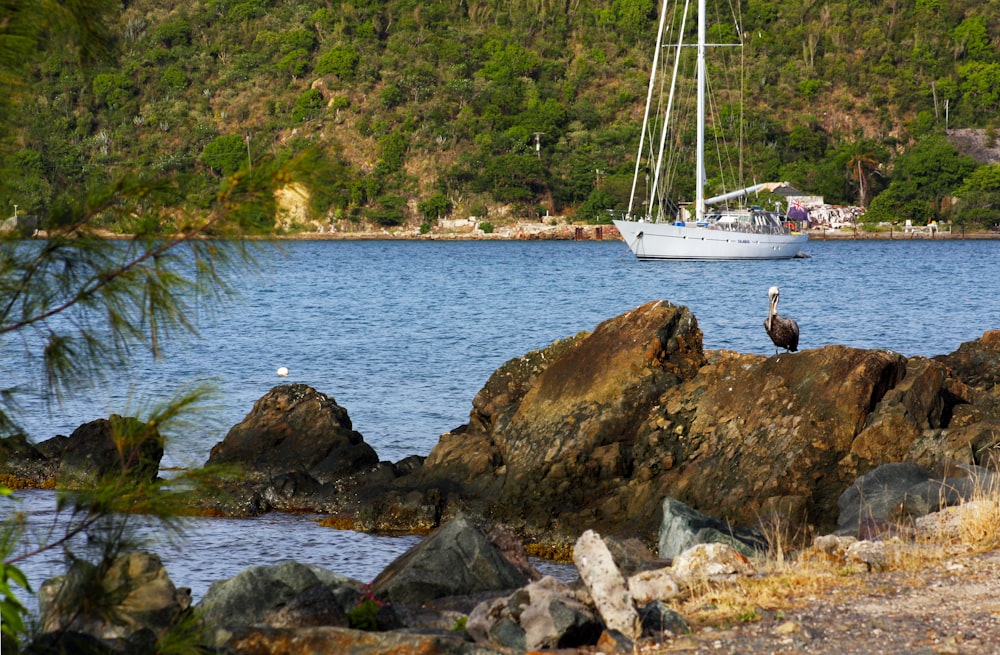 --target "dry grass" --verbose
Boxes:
[665,556,864,629]
[658,476,1000,633]
[955,490,1000,551]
